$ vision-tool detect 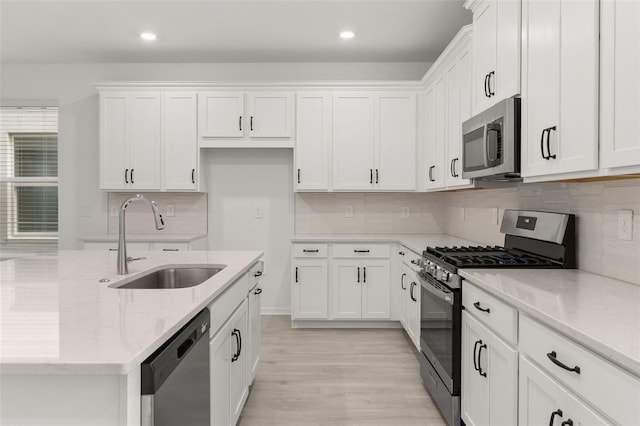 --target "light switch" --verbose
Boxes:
[166,204,175,217]
[345,206,354,218]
